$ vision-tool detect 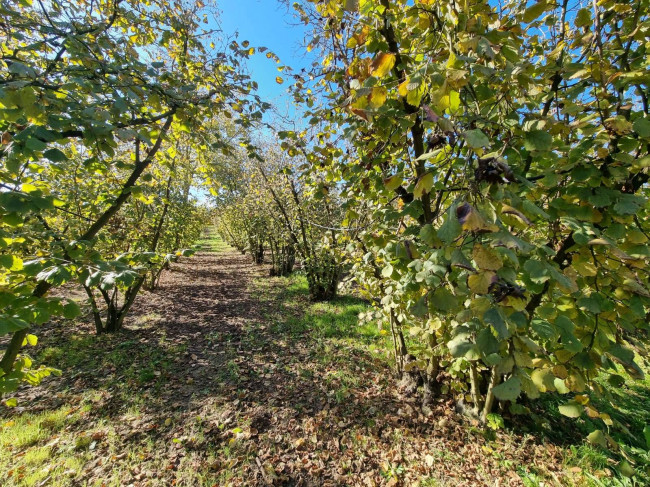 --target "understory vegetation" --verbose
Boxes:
[2,239,647,485]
